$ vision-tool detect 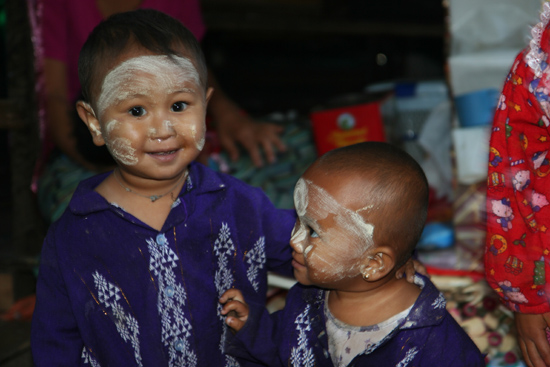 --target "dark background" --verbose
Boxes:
[200,0,446,116]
